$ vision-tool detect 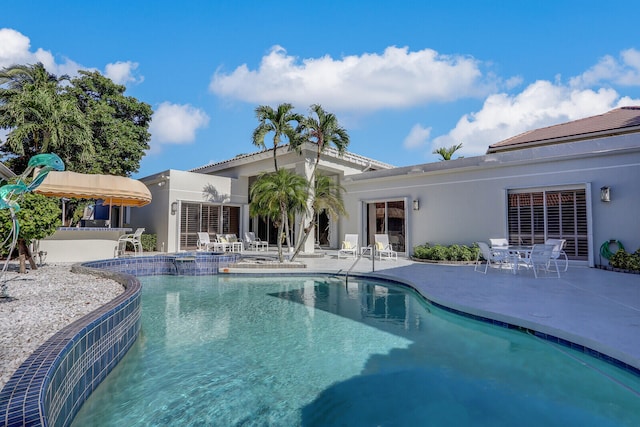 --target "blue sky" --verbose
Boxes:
[3,1,640,178]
